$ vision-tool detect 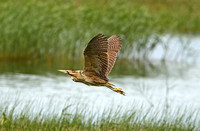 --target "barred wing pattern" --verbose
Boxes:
[84,34,121,80]
[105,35,121,76]
[84,34,109,80]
